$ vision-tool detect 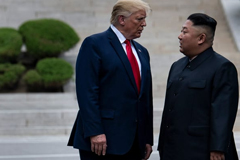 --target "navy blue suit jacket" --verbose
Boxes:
[68,27,153,156]
[158,47,239,160]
